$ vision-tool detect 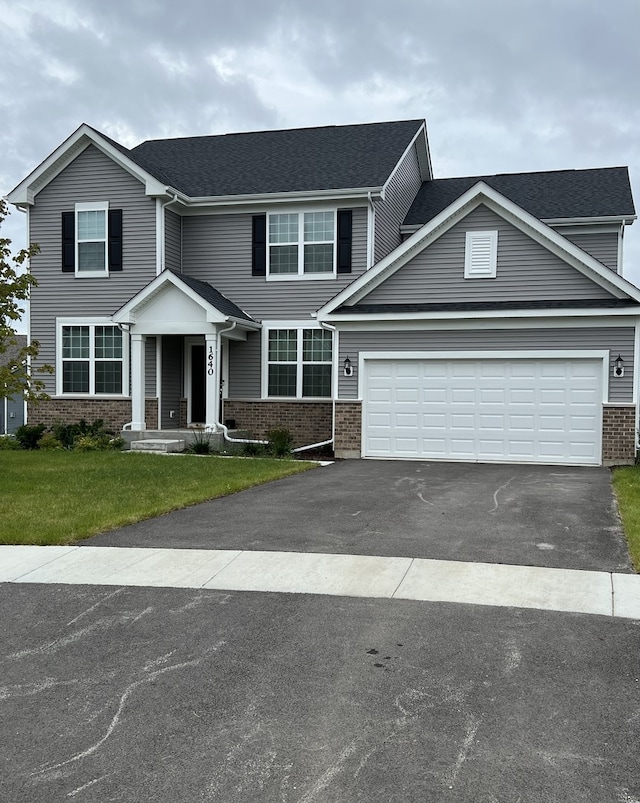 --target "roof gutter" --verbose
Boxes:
[184,186,384,208]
